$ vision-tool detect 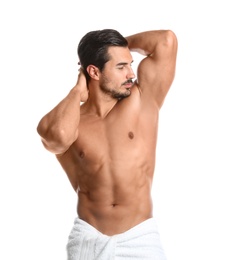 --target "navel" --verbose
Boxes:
[128,131,134,139]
